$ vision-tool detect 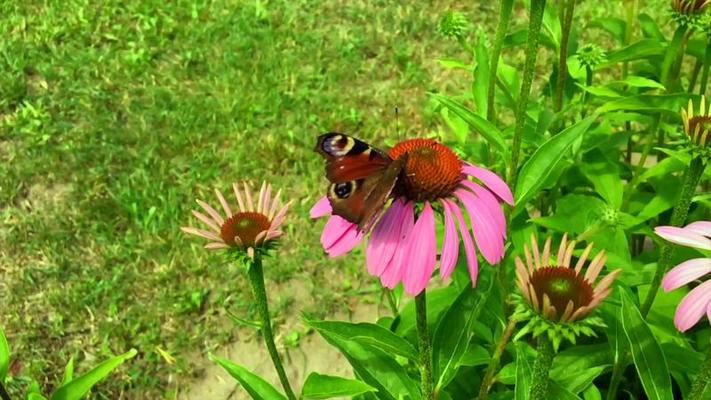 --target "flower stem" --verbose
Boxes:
[529,335,554,400]
[660,25,688,90]
[554,0,575,114]
[509,0,547,185]
[478,319,517,400]
[700,35,711,95]
[247,256,297,400]
[641,156,705,316]
[689,344,711,399]
[606,356,628,400]
[415,291,435,400]
[486,0,514,122]
[0,382,10,400]
[384,288,399,316]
